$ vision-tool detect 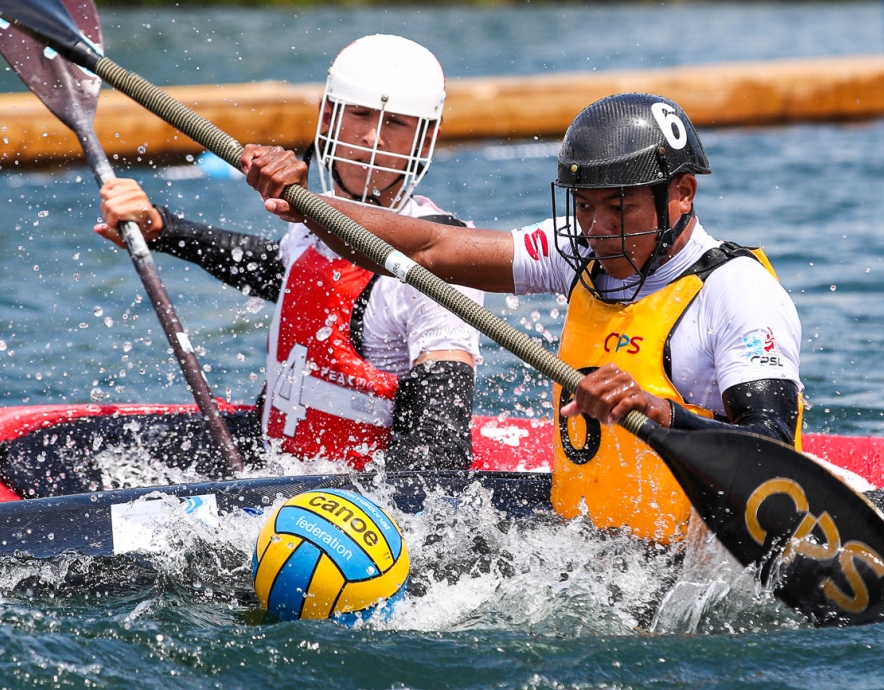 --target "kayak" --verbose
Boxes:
[1,400,881,558]
[0,402,552,503]
[4,400,884,628]
[1,401,881,500]
[0,401,556,562]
